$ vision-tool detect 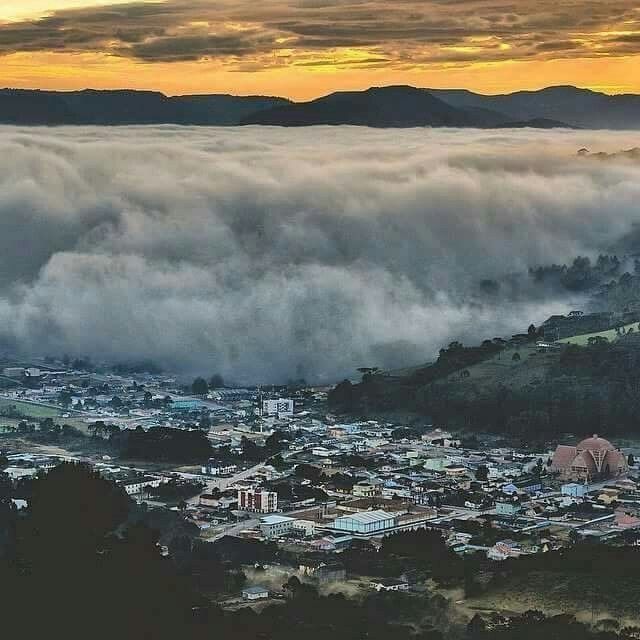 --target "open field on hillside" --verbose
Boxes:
[558,321,640,346]
[0,398,62,419]
[440,343,559,391]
